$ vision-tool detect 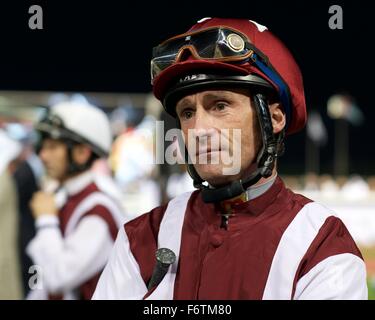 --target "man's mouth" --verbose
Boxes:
[196,148,221,157]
